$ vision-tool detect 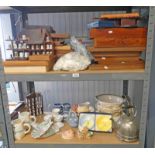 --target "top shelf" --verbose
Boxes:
[11,6,133,14]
